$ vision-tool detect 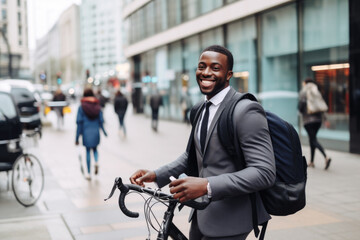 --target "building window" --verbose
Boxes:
[301,0,349,134]
[18,26,22,35]
[200,0,223,15]
[145,1,155,37]
[18,12,21,22]
[167,0,181,28]
[154,0,167,33]
[184,35,201,94]
[260,3,298,125]
[2,9,7,20]
[200,27,224,50]
[17,0,20,7]
[227,17,257,93]
[1,0,6,4]
[2,23,7,35]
